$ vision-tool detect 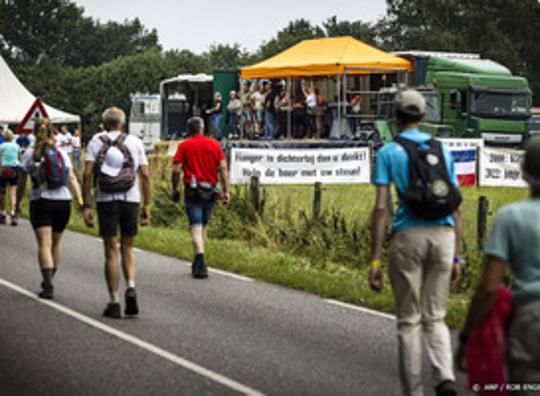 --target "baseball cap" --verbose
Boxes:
[100,147,124,177]
[395,89,426,116]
